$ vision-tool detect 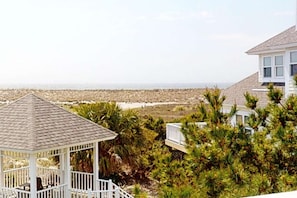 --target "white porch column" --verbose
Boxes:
[93,142,99,190]
[60,149,65,185]
[64,148,71,197]
[29,153,37,198]
[0,150,3,187]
